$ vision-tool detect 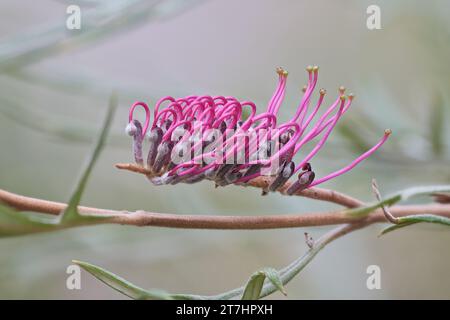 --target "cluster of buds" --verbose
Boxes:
[125,66,391,194]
